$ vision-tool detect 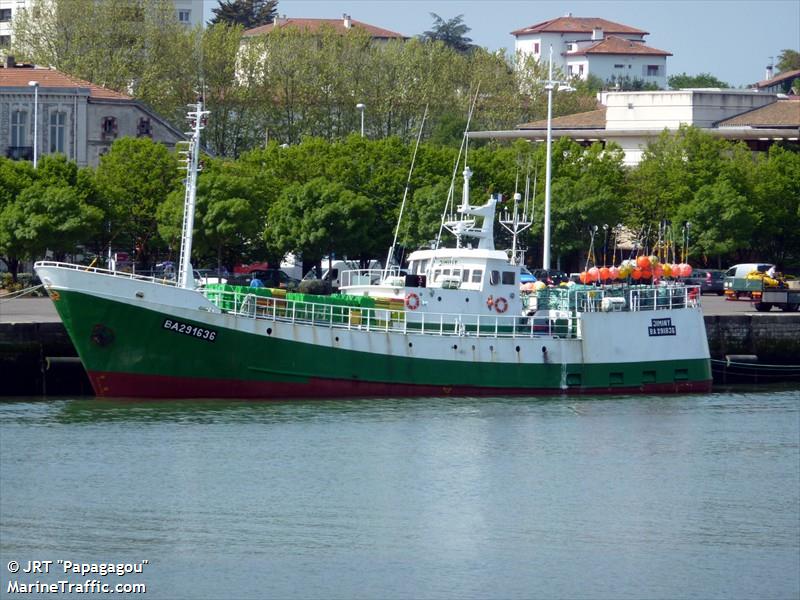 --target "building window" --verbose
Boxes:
[578,64,584,76]
[101,116,118,138]
[534,42,539,54]
[178,9,190,23]
[0,8,12,22]
[614,64,624,69]
[49,111,66,153]
[647,65,660,76]
[0,35,10,48]
[11,110,27,147]
[137,117,152,137]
